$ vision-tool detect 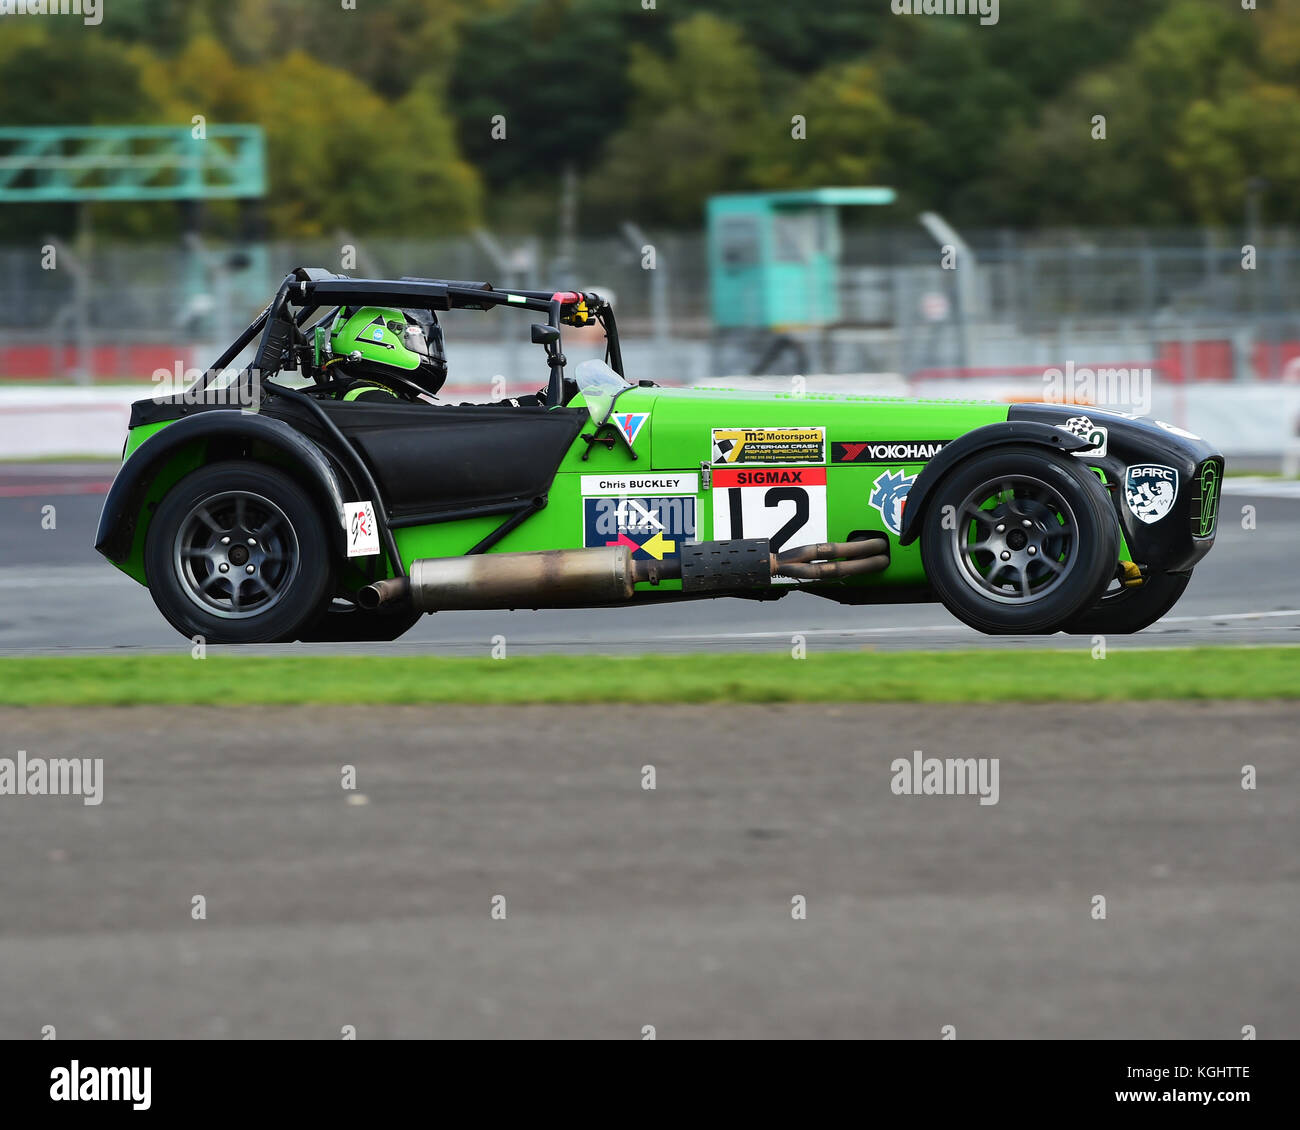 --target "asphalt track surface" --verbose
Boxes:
[0,463,1299,654]
[0,701,1294,1039]
[0,464,1296,1039]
